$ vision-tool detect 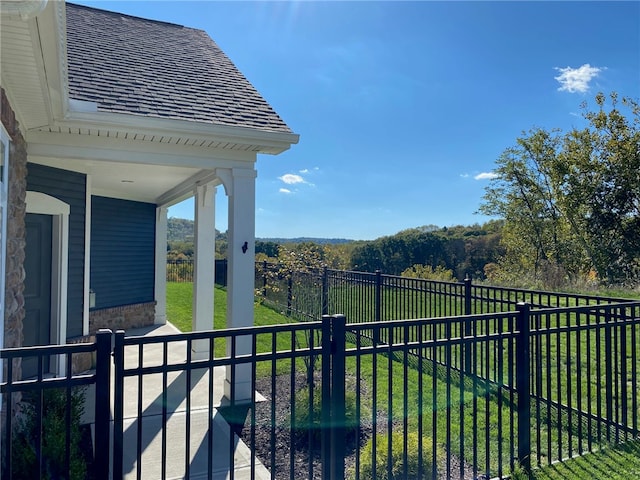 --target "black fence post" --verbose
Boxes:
[322,267,329,317]
[287,274,293,316]
[330,314,346,480]
[94,330,112,480]
[375,270,382,322]
[604,308,613,442]
[112,330,126,480]
[464,276,472,316]
[320,314,347,480]
[516,303,531,473]
[321,315,332,480]
[374,270,382,345]
[262,260,268,298]
[619,307,628,439]
[464,277,473,373]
